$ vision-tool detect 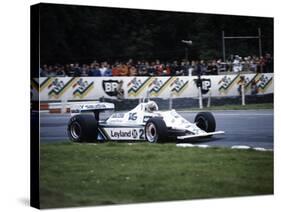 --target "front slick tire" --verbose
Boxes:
[194,112,216,133]
[145,117,168,143]
[67,114,98,142]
